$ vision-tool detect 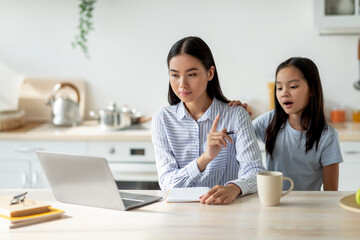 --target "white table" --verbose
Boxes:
[0,189,359,240]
